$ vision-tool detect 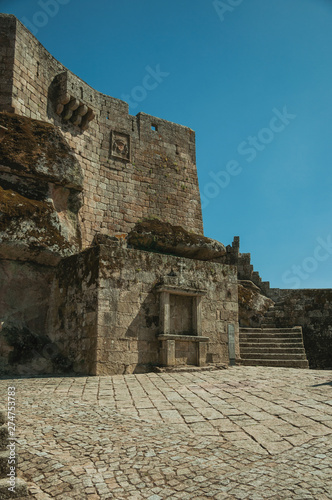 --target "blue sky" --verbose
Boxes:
[1,0,332,289]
